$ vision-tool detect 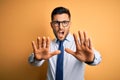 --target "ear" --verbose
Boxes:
[68,21,71,27]
[69,21,71,25]
[50,22,53,28]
